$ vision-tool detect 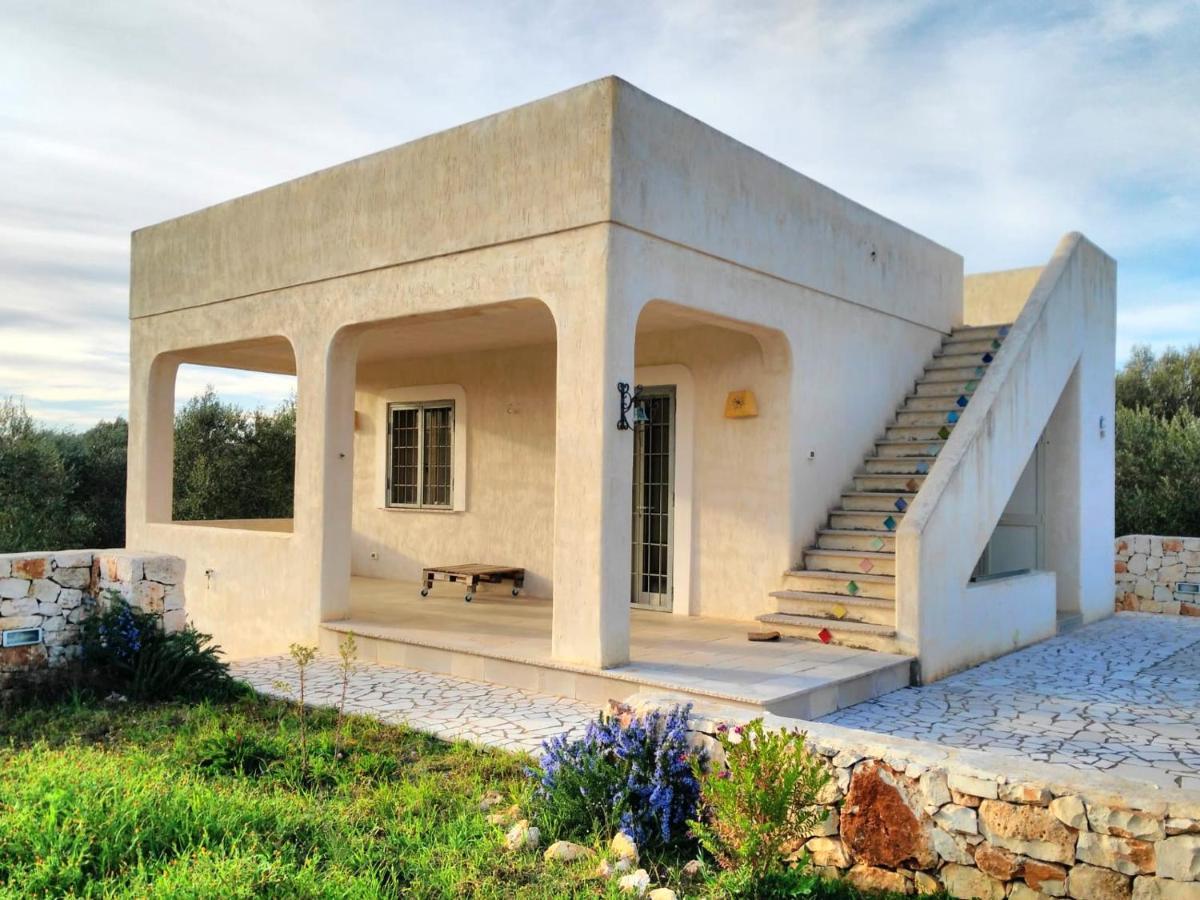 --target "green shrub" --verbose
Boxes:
[1115,405,1200,537]
[196,729,285,777]
[80,596,240,701]
[689,719,830,884]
